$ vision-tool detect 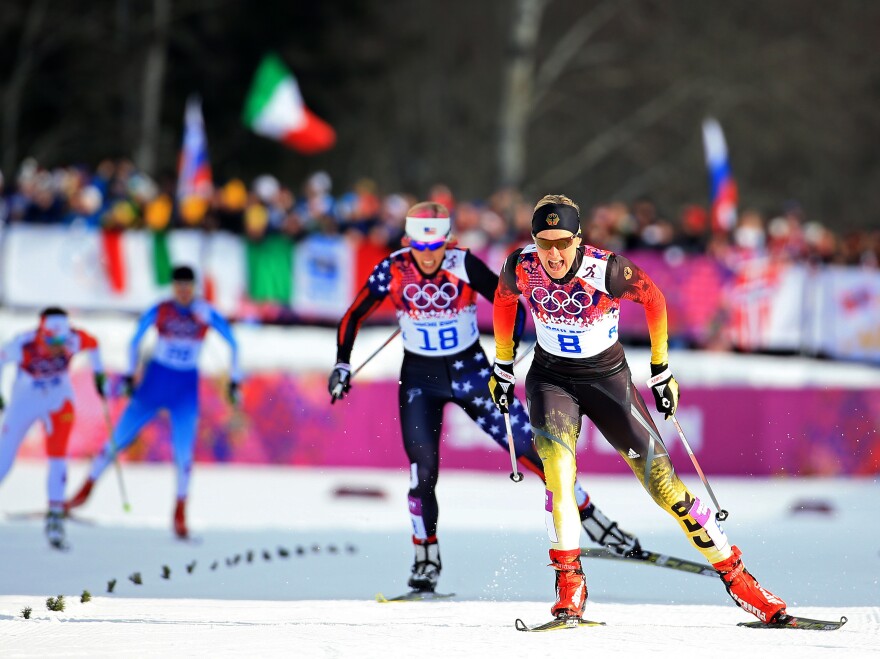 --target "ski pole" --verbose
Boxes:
[670,414,727,521]
[331,328,402,404]
[101,398,131,513]
[513,341,535,367]
[502,399,524,483]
